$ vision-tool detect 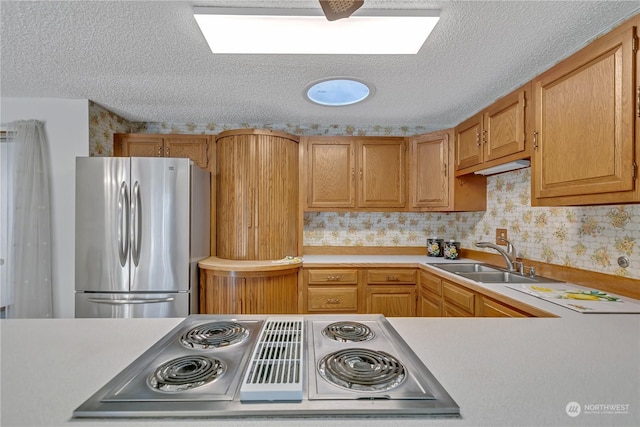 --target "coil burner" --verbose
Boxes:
[321,321,375,343]
[318,348,406,392]
[148,355,225,392]
[180,321,250,349]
